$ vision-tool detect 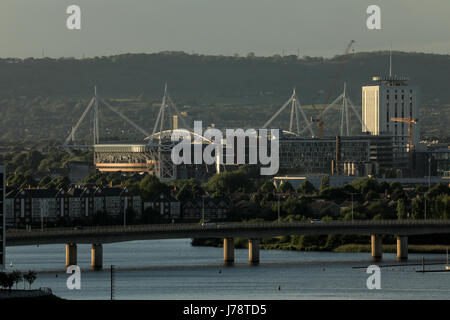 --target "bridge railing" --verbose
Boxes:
[6,219,450,238]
